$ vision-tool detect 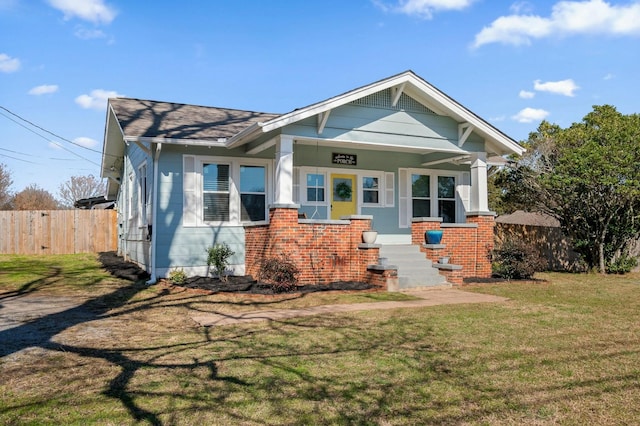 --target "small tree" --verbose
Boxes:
[0,163,13,209]
[58,174,106,208]
[206,243,235,281]
[12,184,59,210]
